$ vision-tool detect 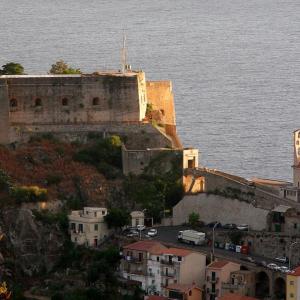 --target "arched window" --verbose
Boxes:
[62,98,69,106]
[35,98,42,107]
[92,97,100,106]
[10,98,18,108]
